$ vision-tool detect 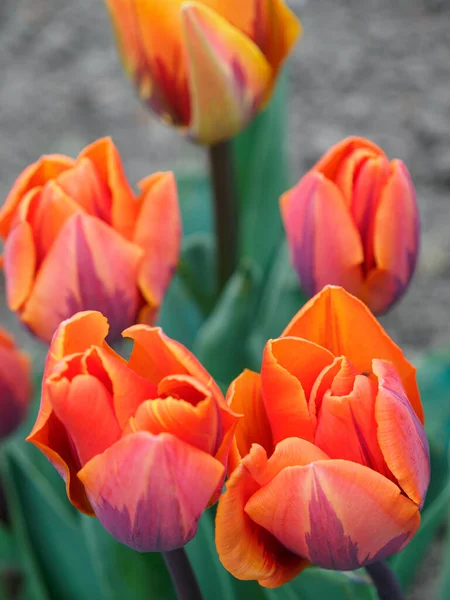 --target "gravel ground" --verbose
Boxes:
[0,0,449,597]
